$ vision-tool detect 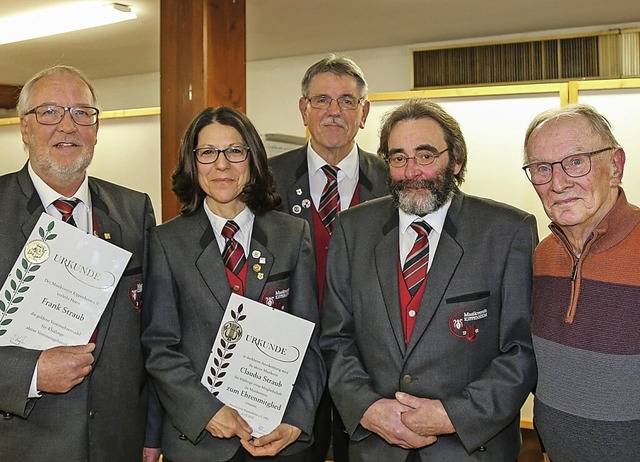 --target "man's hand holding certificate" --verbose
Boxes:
[0,213,131,350]
[201,293,315,437]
